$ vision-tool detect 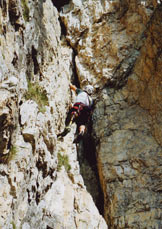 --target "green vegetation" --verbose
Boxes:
[57,153,71,173]
[8,145,17,161]
[25,80,49,113]
[11,221,16,229]
[0,145,17,164]
[10,145,17,156]
[21,0,29,22]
